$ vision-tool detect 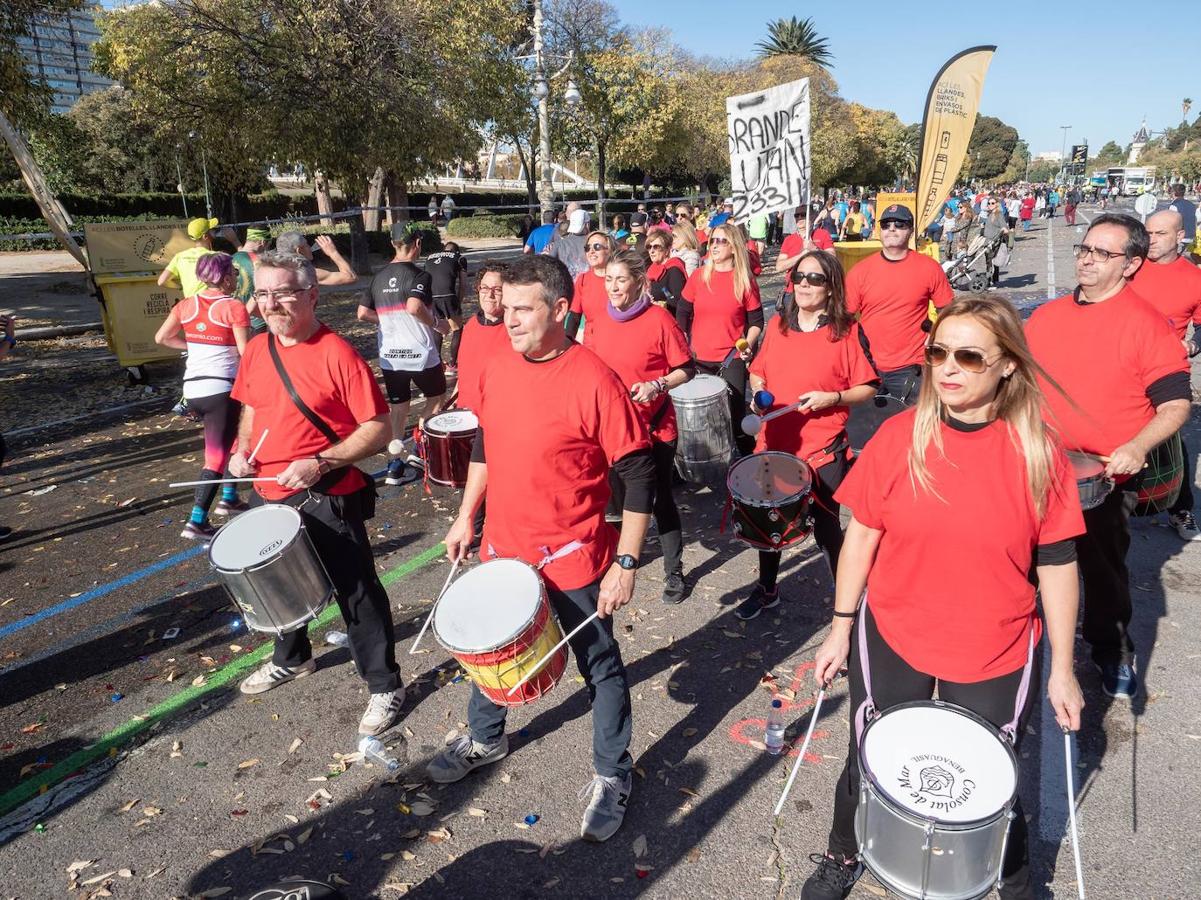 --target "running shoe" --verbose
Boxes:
[735,584,781,621]
[426,734,509,783]
[0,525,12,541]
[359,688,406,736]
[385,458,420,486]
[1169,511,1201,541]
[800,853,863,900]
[180,521,217,541]
[1097,660,1139,700]
[239,659,317,695]
[661,571,688,605]
[213,499,250,517]
[579,772,632,842]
